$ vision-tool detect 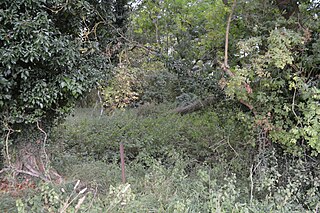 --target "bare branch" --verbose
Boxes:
[3,123,14,167]
[223,0,237,77]
[13,168,50,182]
[221,0,257,114]
[0,168,9,174]
[37,121,49,174]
